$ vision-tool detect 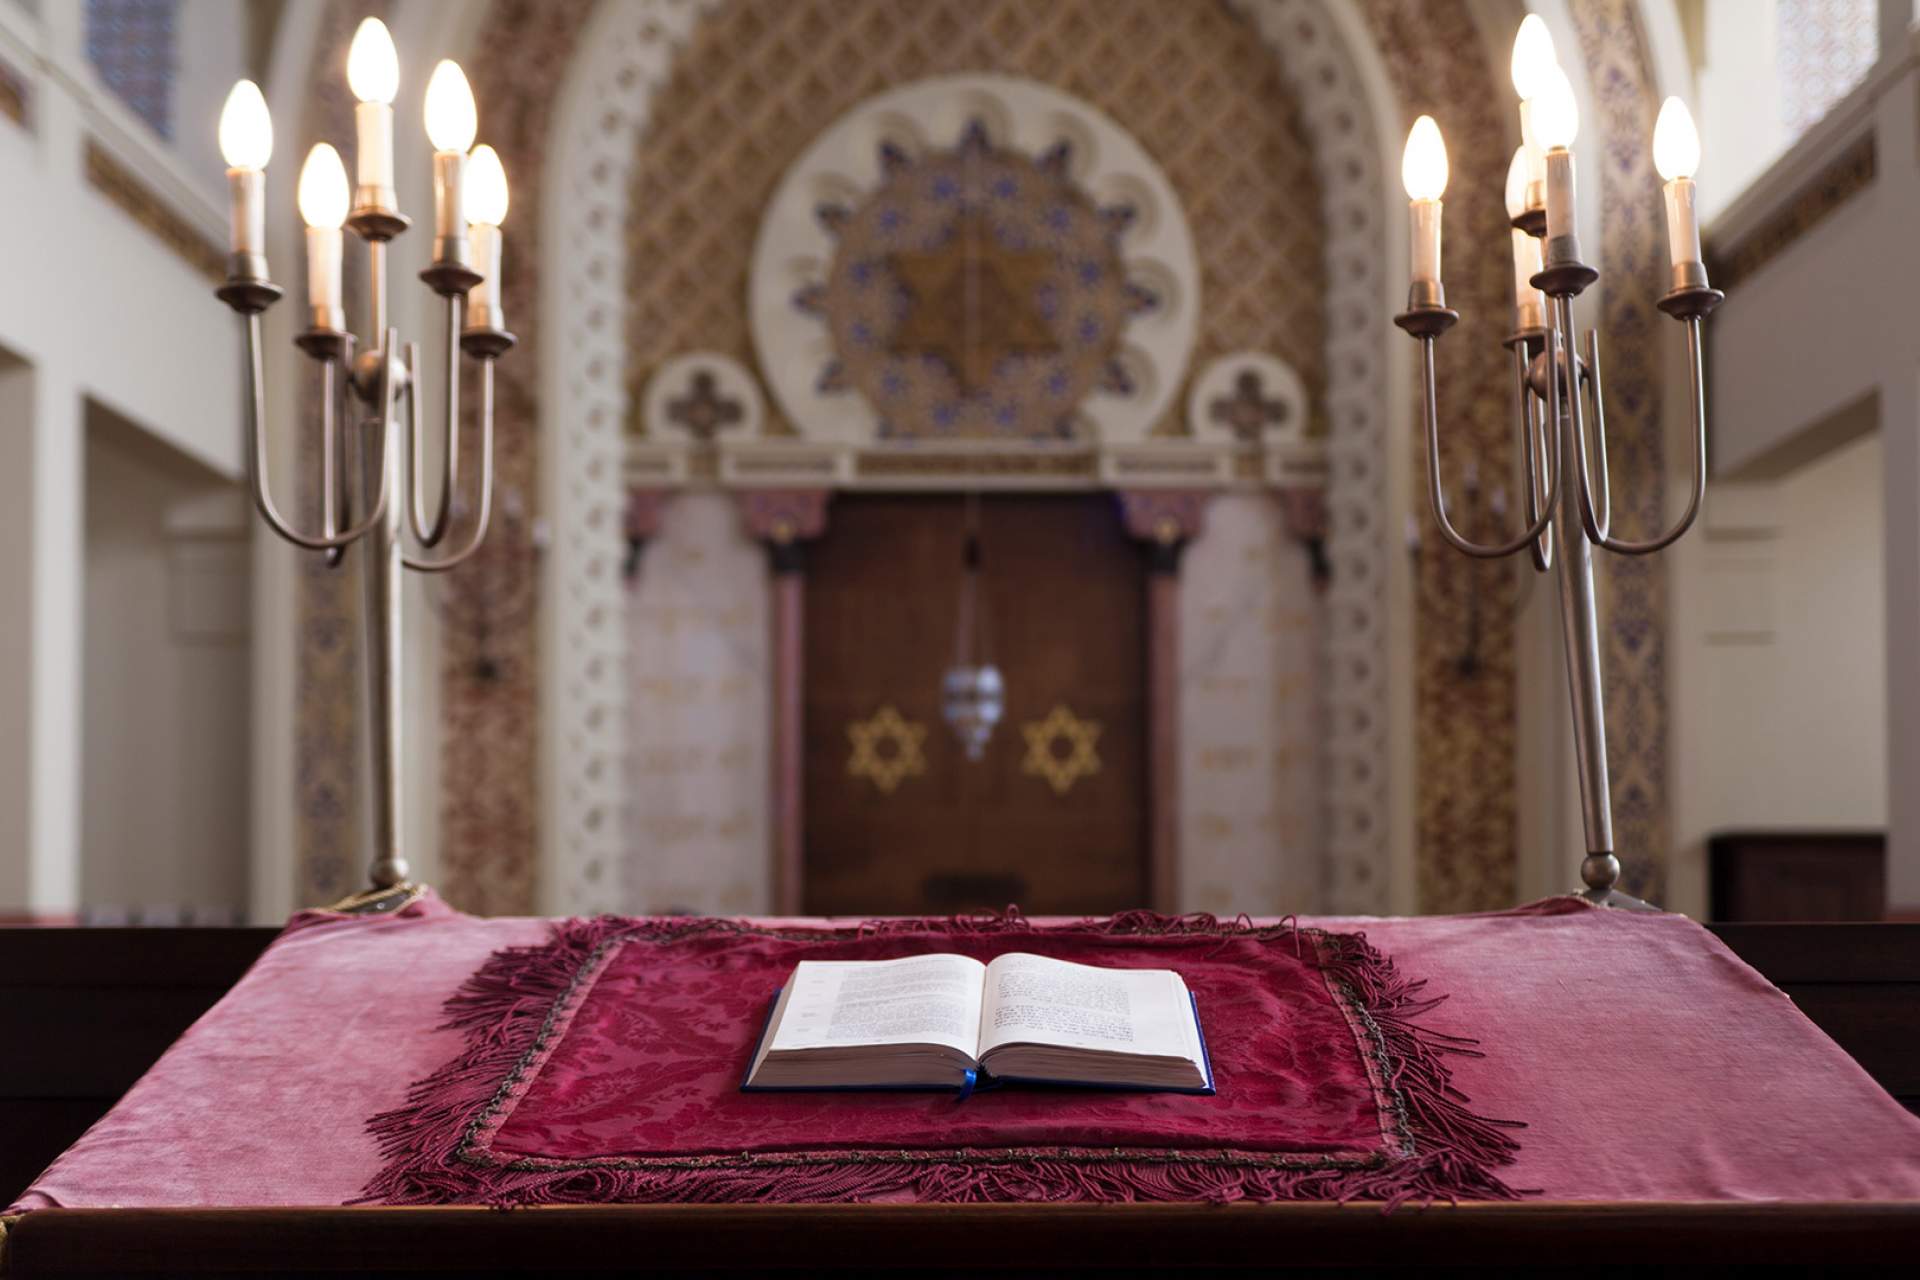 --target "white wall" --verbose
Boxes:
[81,409,251,920]
[0,0,249,915]
[1671,435,1887,904]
